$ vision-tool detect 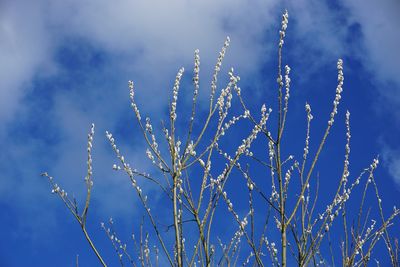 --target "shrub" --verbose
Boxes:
[43,10,399,267]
